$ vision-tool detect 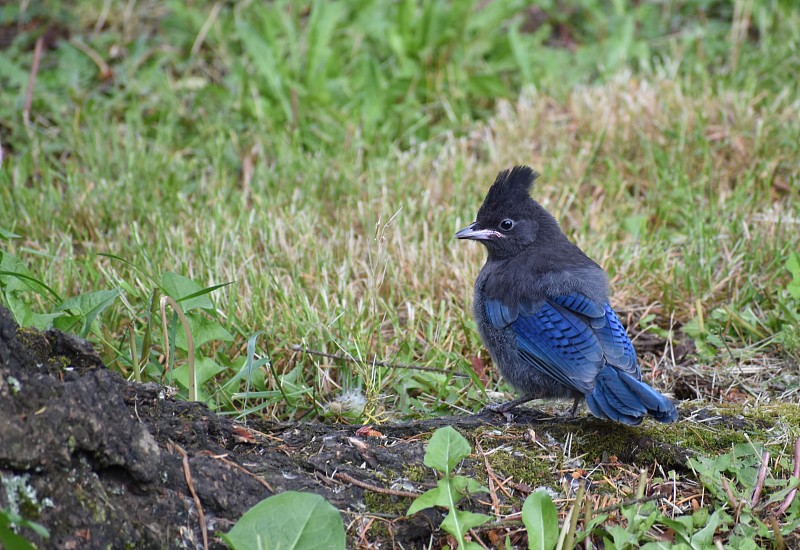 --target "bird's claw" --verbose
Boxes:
[483,401,518,414]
